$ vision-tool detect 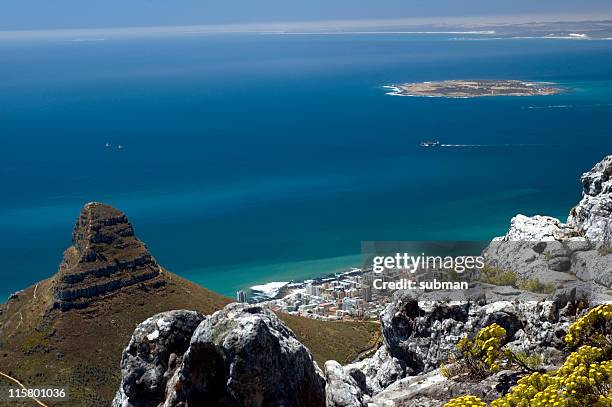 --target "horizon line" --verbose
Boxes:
[1,14,612,41]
